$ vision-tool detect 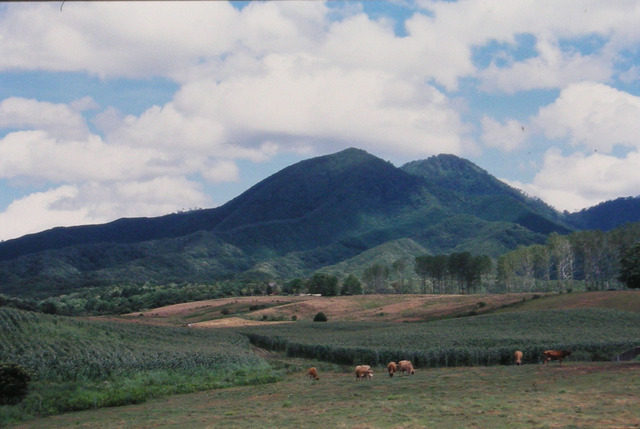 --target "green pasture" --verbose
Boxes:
[13,362,640,428]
